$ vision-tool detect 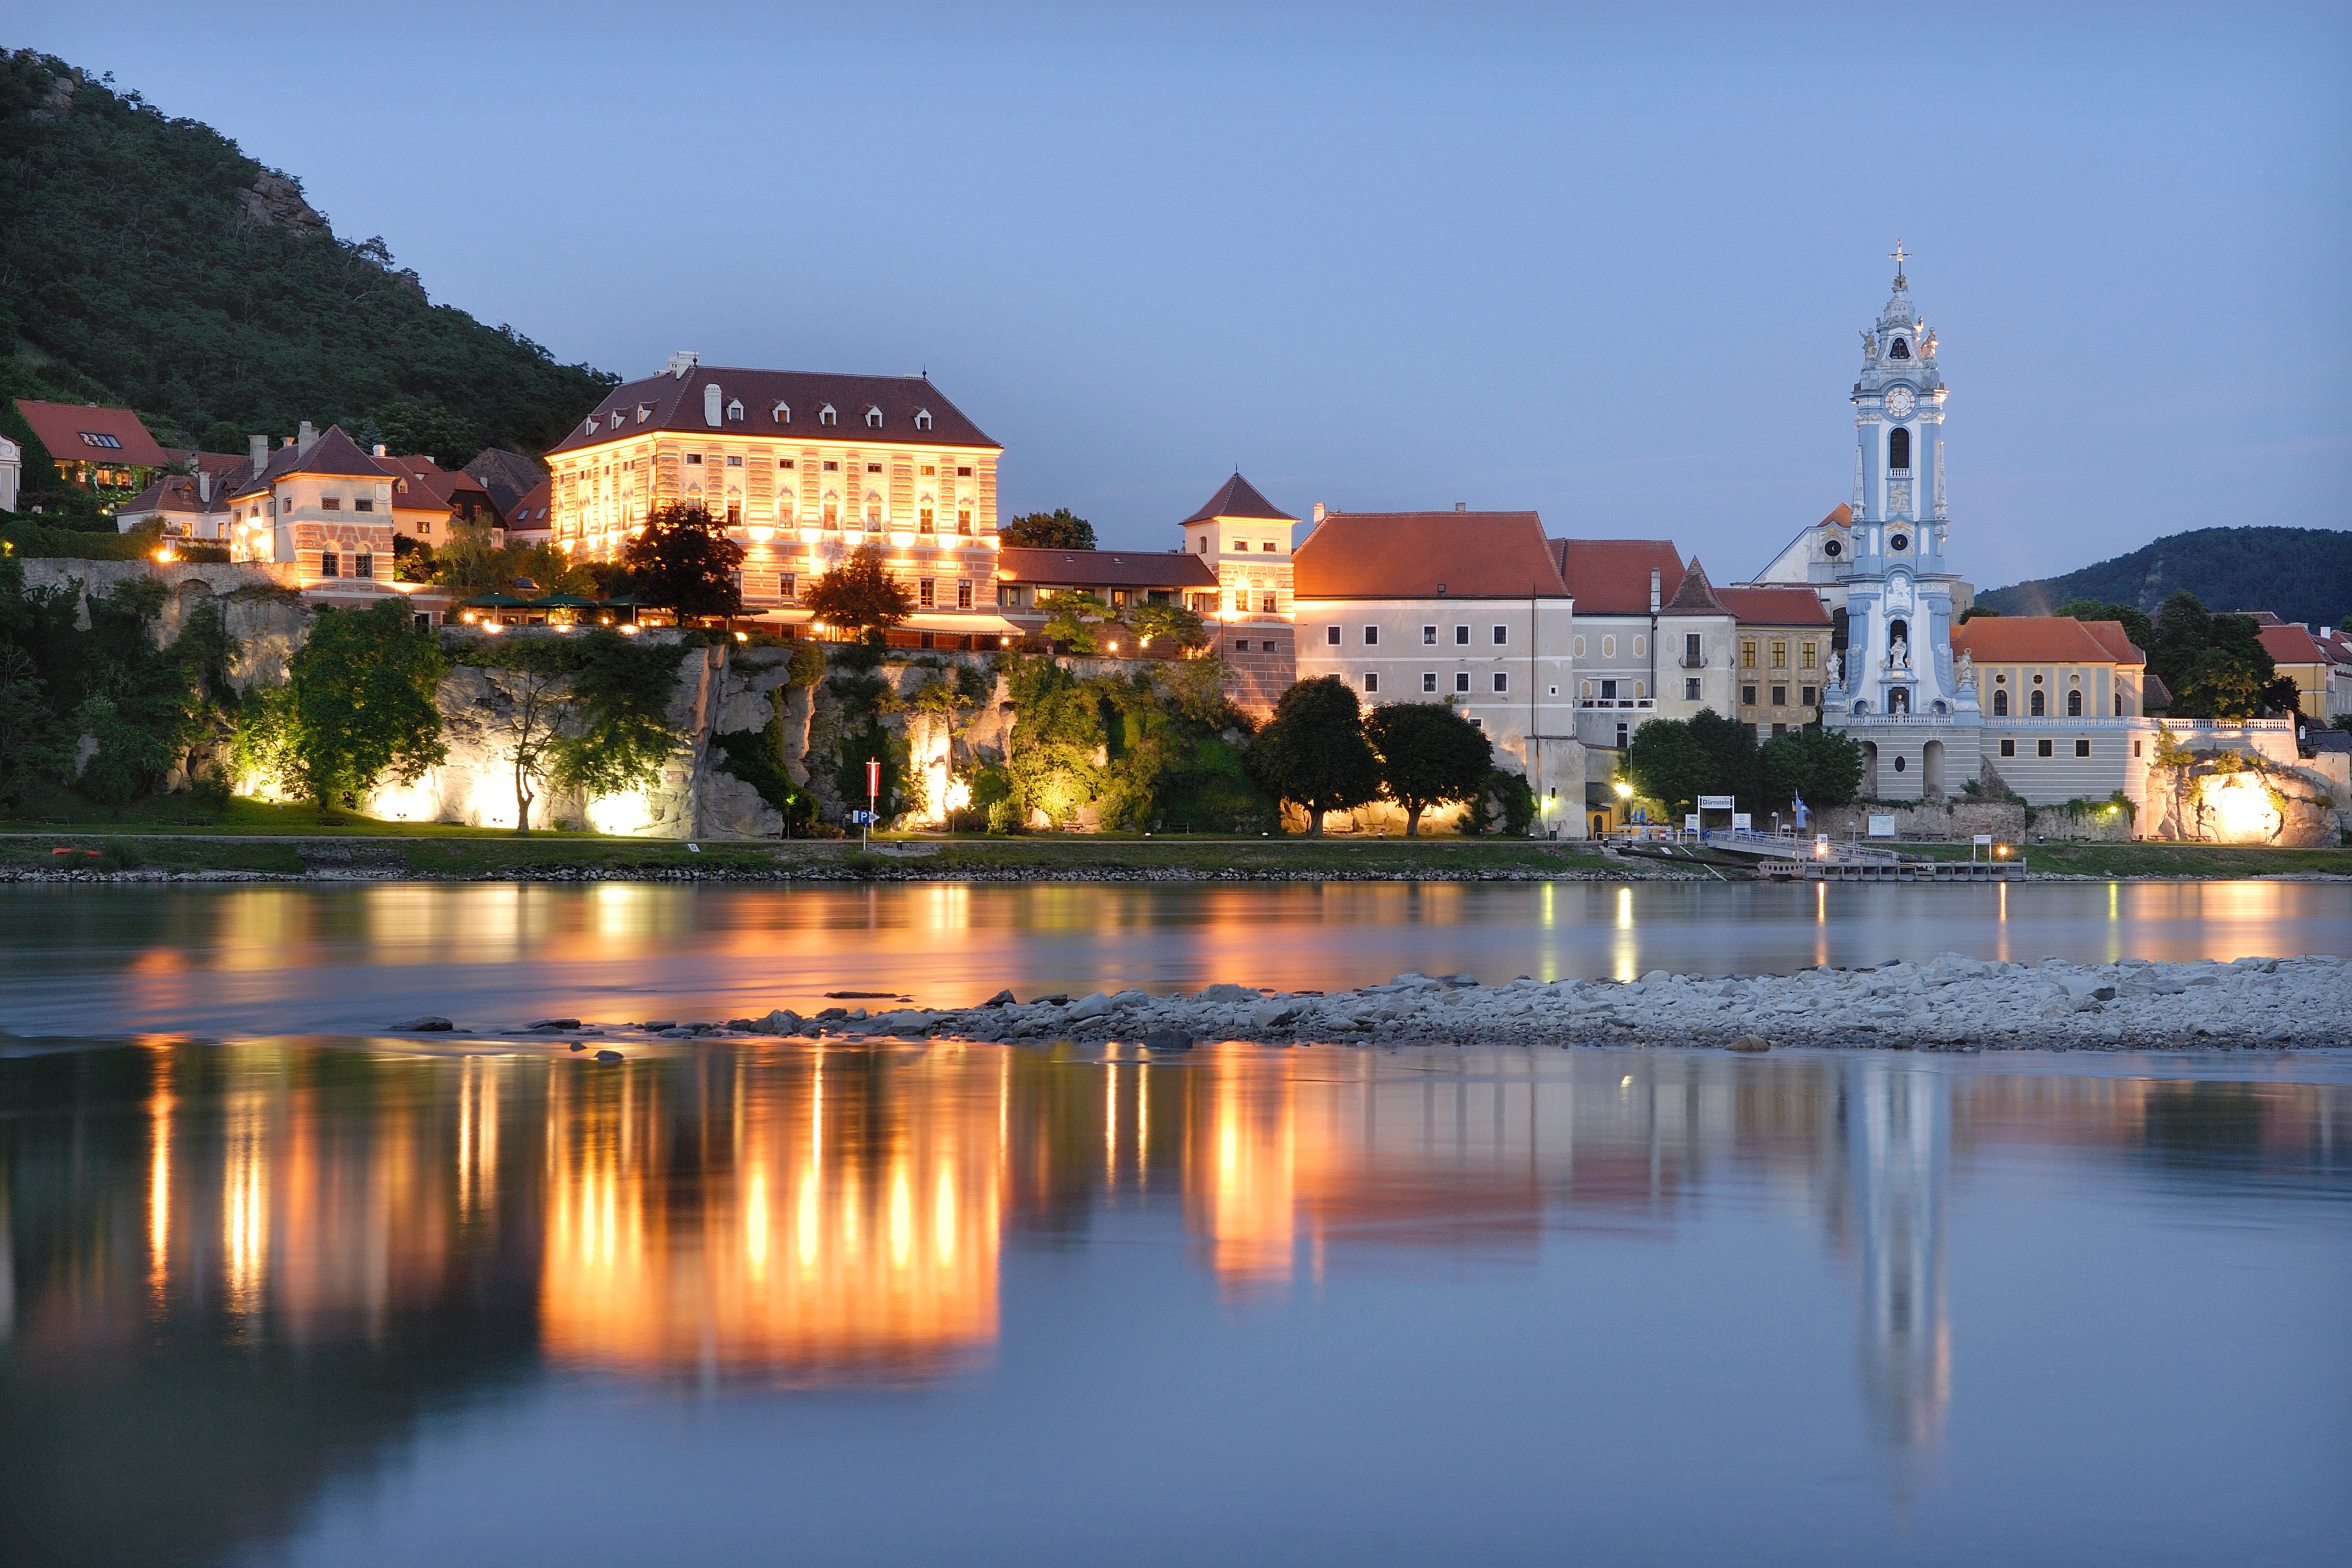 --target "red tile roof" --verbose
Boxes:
[997,547,1217,591]
[1294,512,1566,600]
[1662,557,1728,613]
[1715,586,1832,626]
[2079,620,2148,666]
[14,400,170,467]
[1551,539,1685,614]
[1181,473,1295,524]
[2258,624,2327,666]
[548,367,997,456]
[1953,616,2141,666]
[502,478,551,531]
